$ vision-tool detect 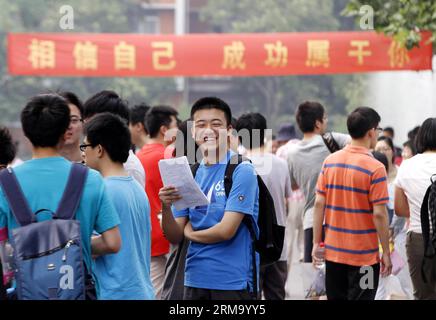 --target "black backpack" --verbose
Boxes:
[420,174,436,284]
[191,154,285,297]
